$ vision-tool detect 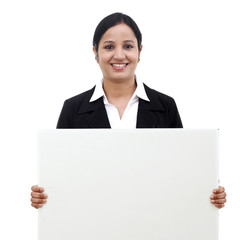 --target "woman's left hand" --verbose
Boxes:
[210,186,227,209]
